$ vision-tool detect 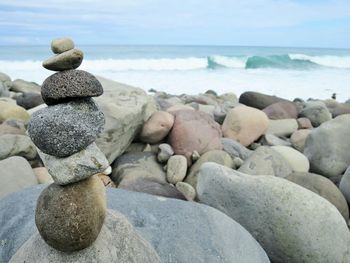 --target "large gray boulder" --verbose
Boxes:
[339,166,350,205]
[0,156,37,199]
[10,210,161,263]
[0,186,270,263]
[238,146,293,177]
[286,172,349,220]
[304,114,350,177]
[95,77,156,164]
[197,163,350,263]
